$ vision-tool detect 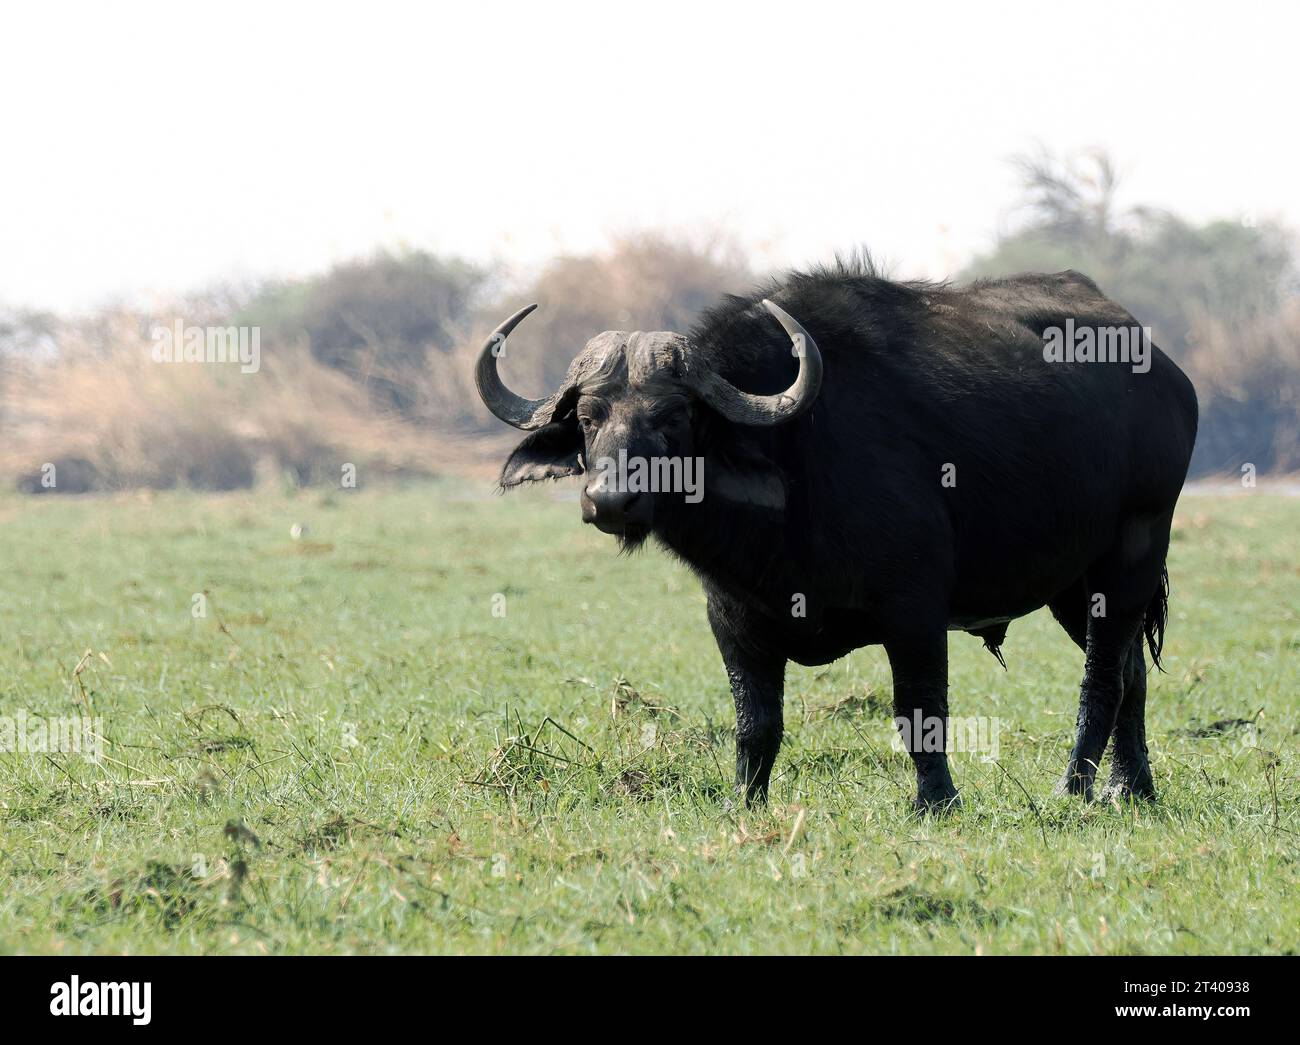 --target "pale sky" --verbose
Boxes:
[2,0,1296,311]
